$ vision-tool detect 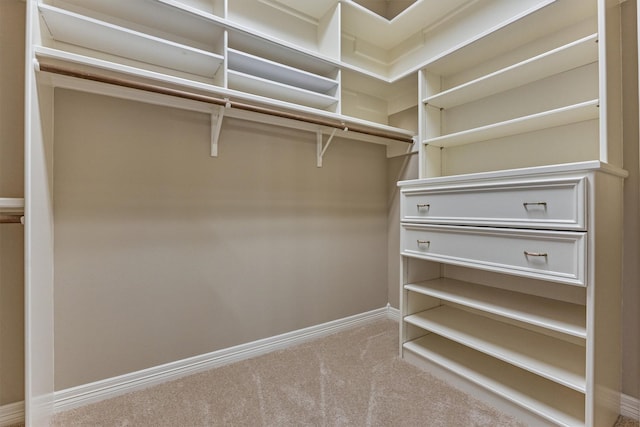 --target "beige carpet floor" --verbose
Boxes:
[48,319,637,426]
